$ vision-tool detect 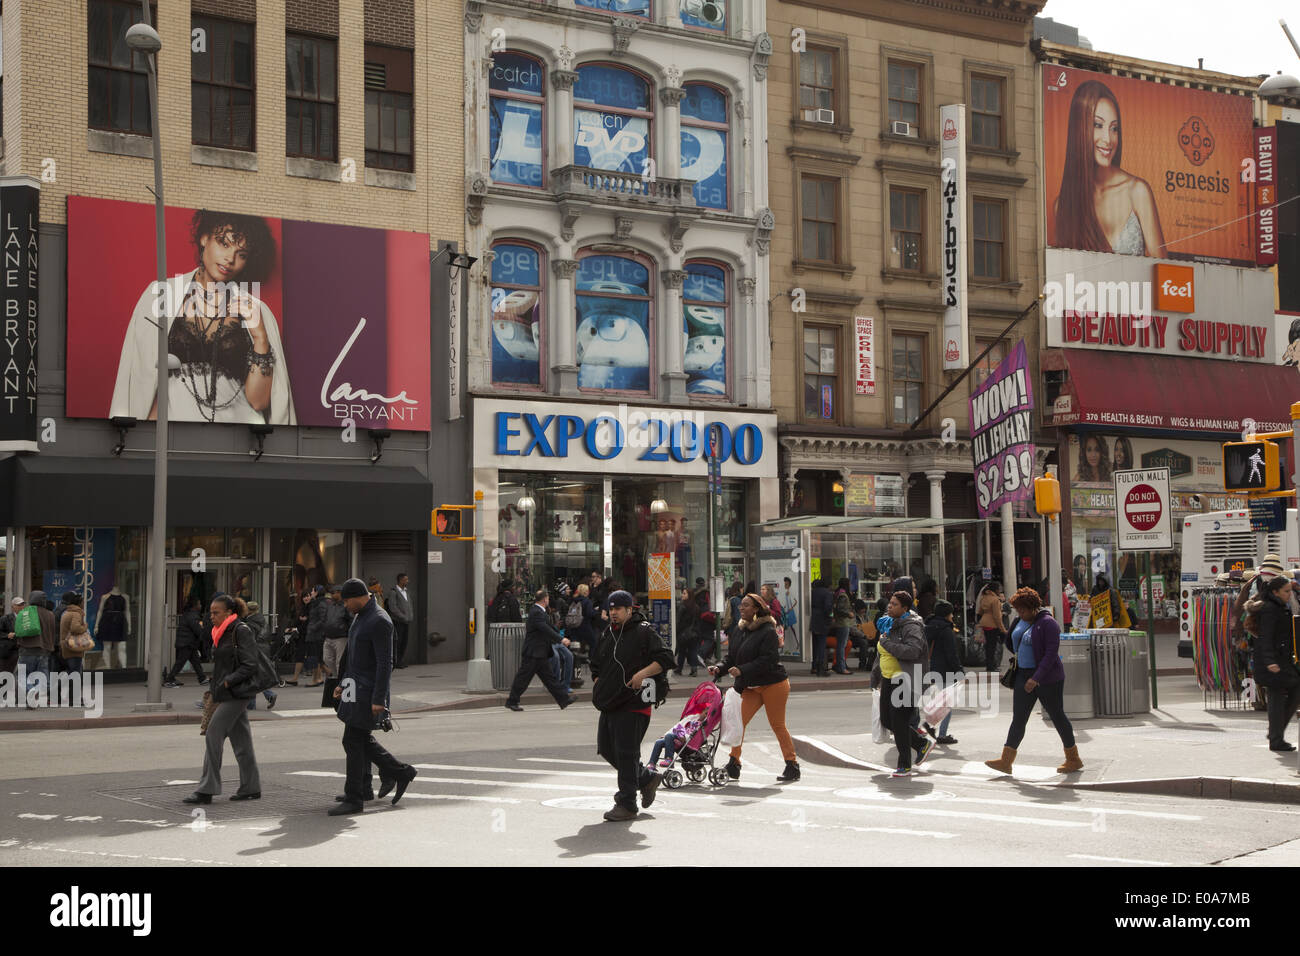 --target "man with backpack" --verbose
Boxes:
[590,590,676,822]
[15,591,57,707]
